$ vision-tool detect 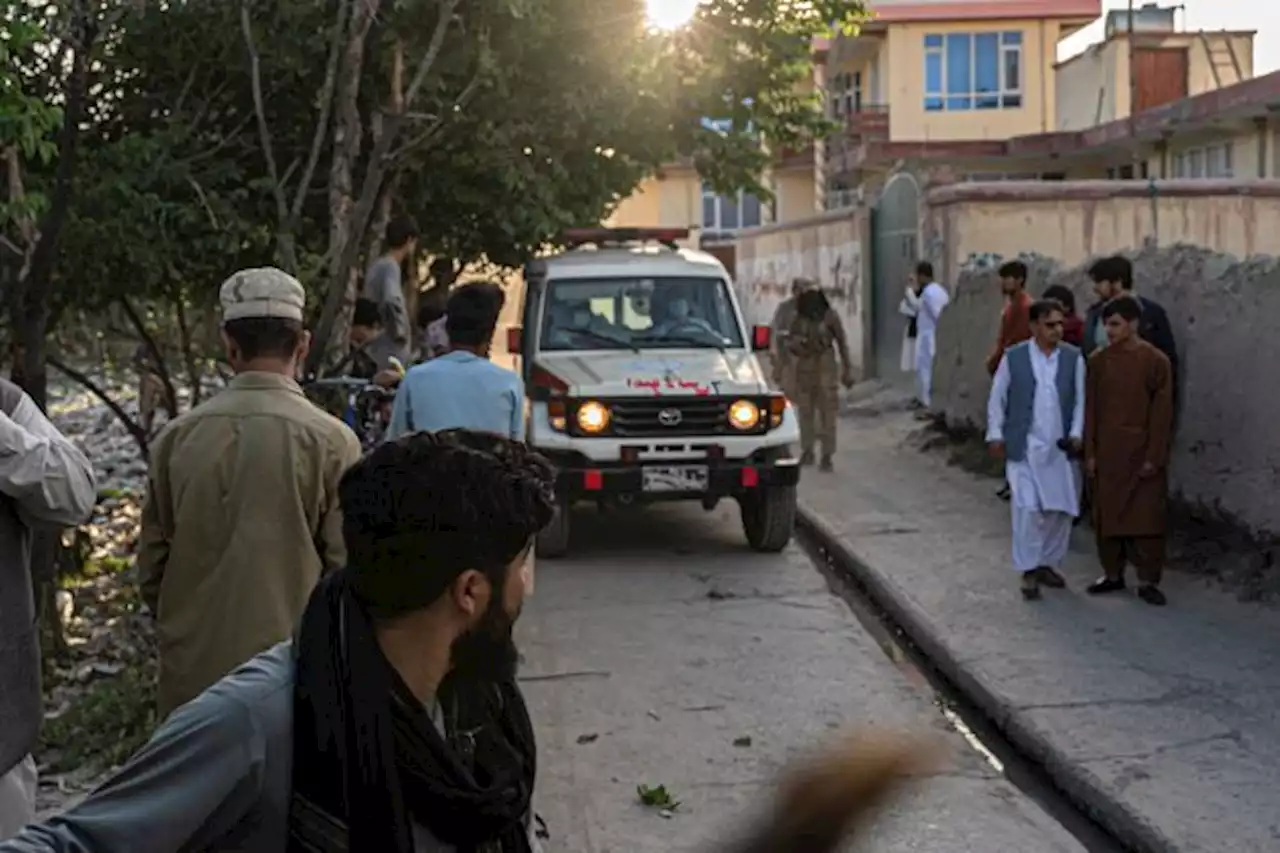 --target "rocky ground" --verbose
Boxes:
[34,374,177,815]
